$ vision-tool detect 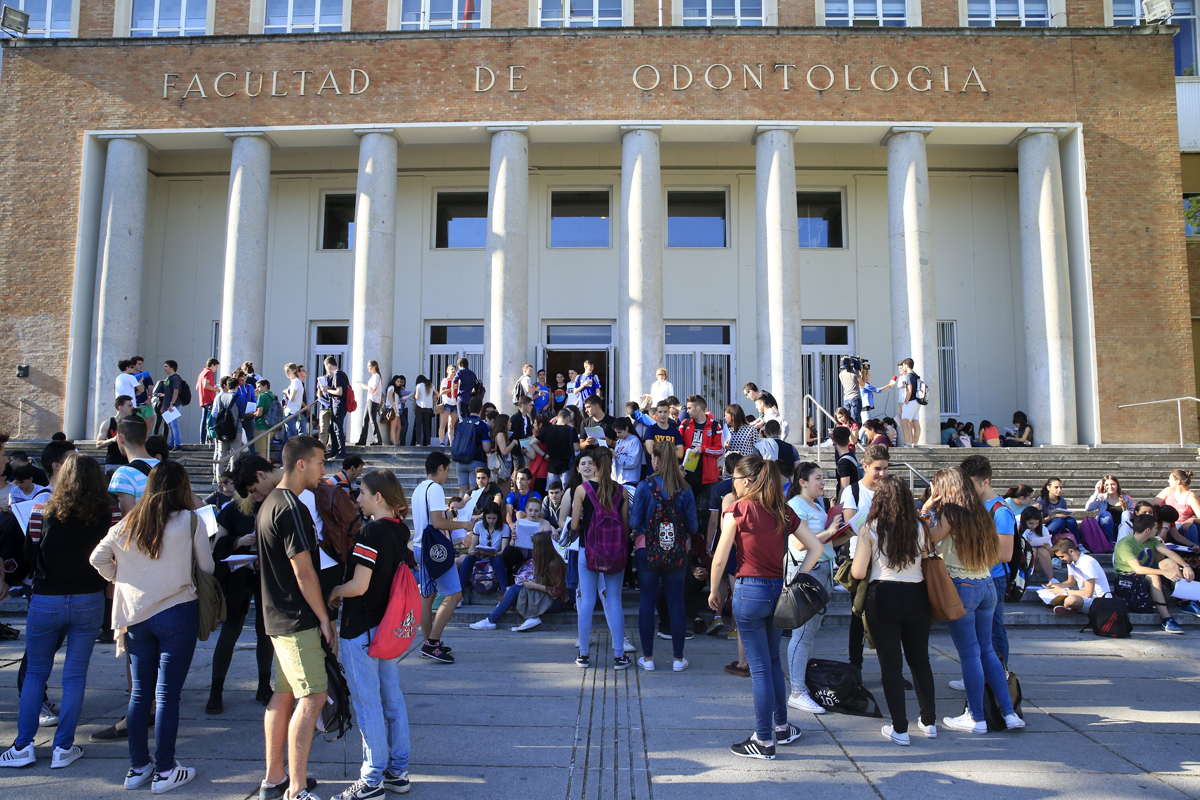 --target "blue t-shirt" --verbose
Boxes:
[986,496,1016,579]
[643,421,684,451]
[454,368,478,404]
[506,490,543,514]
[533,382,550,413]
[330,370,351,414]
